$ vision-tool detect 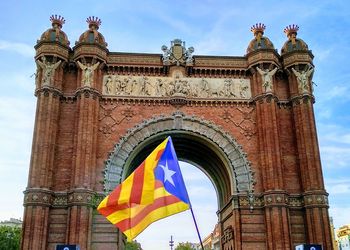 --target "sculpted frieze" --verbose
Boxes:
[102,73,251,99]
